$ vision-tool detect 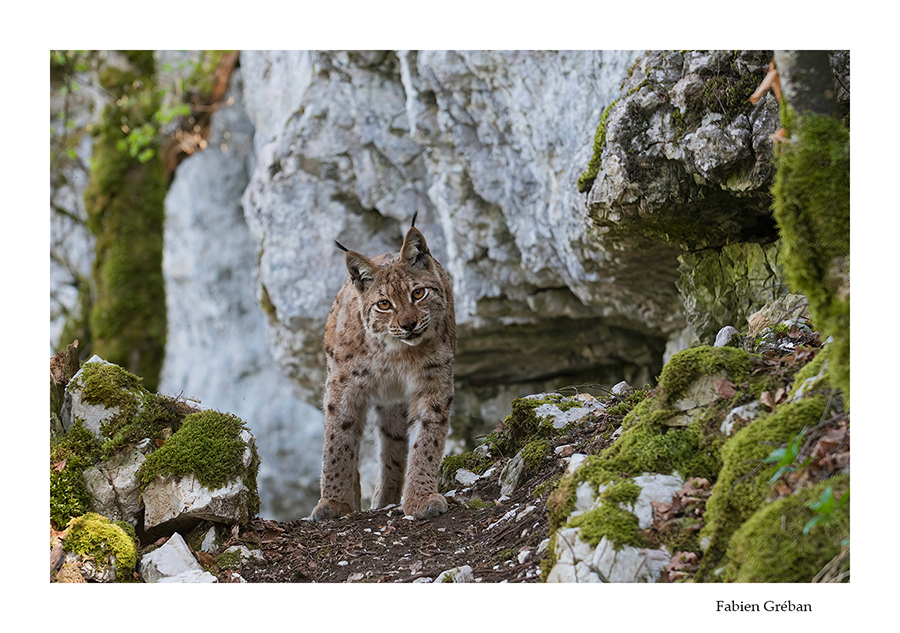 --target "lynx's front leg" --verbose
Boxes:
[311,380,367,523]
[403,385,453,519]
